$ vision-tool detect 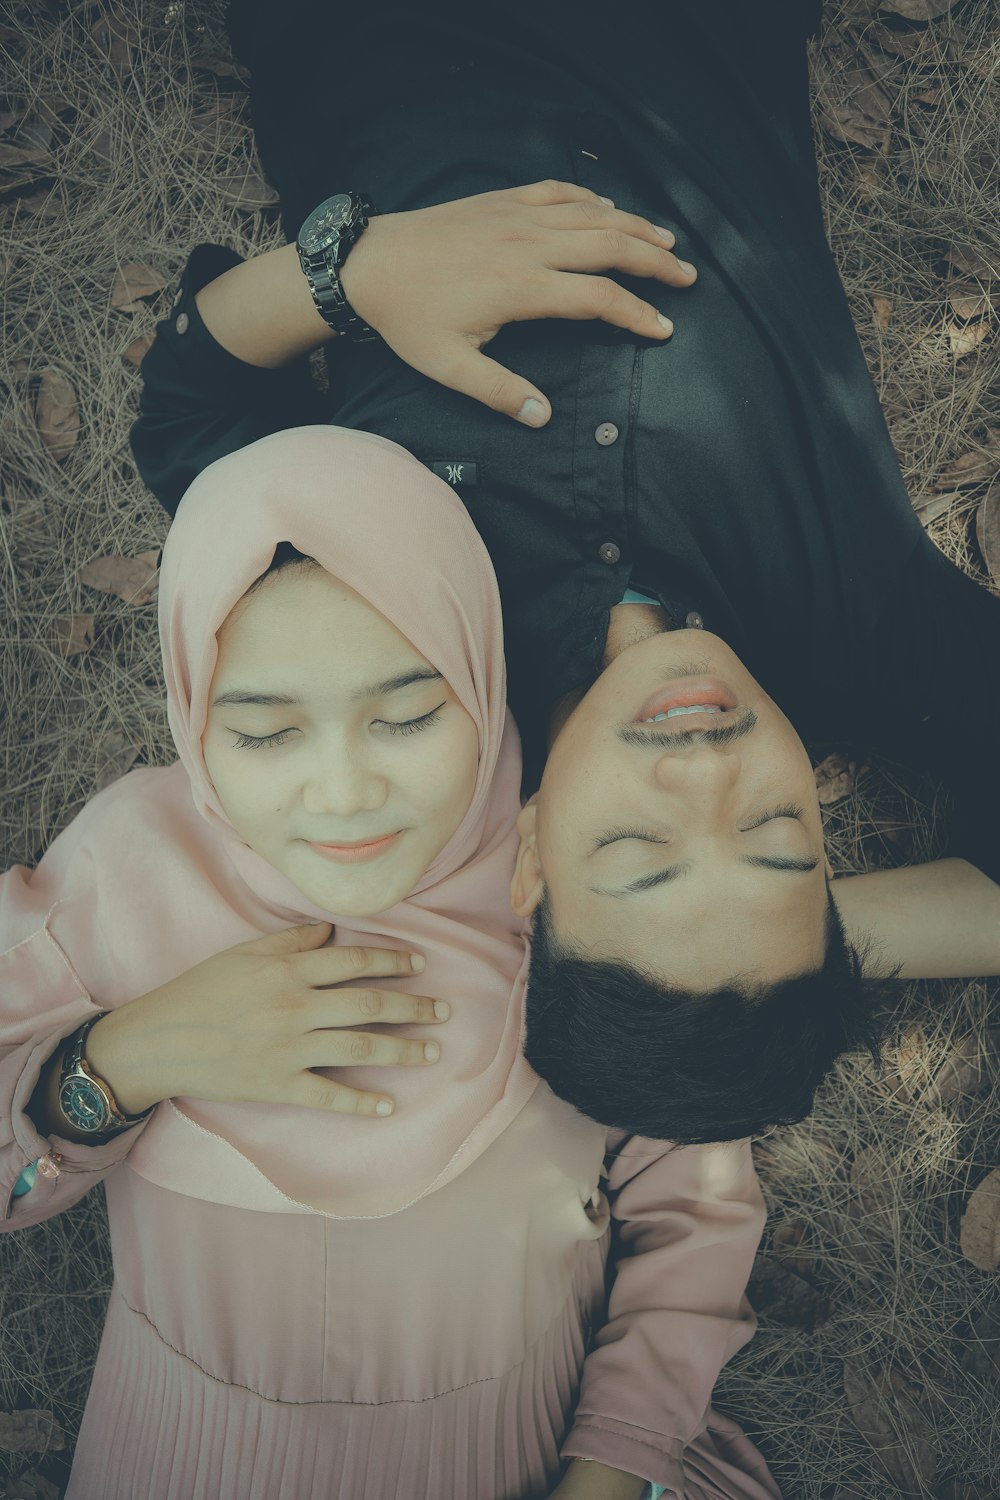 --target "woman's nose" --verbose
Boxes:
[301,754,388,816]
